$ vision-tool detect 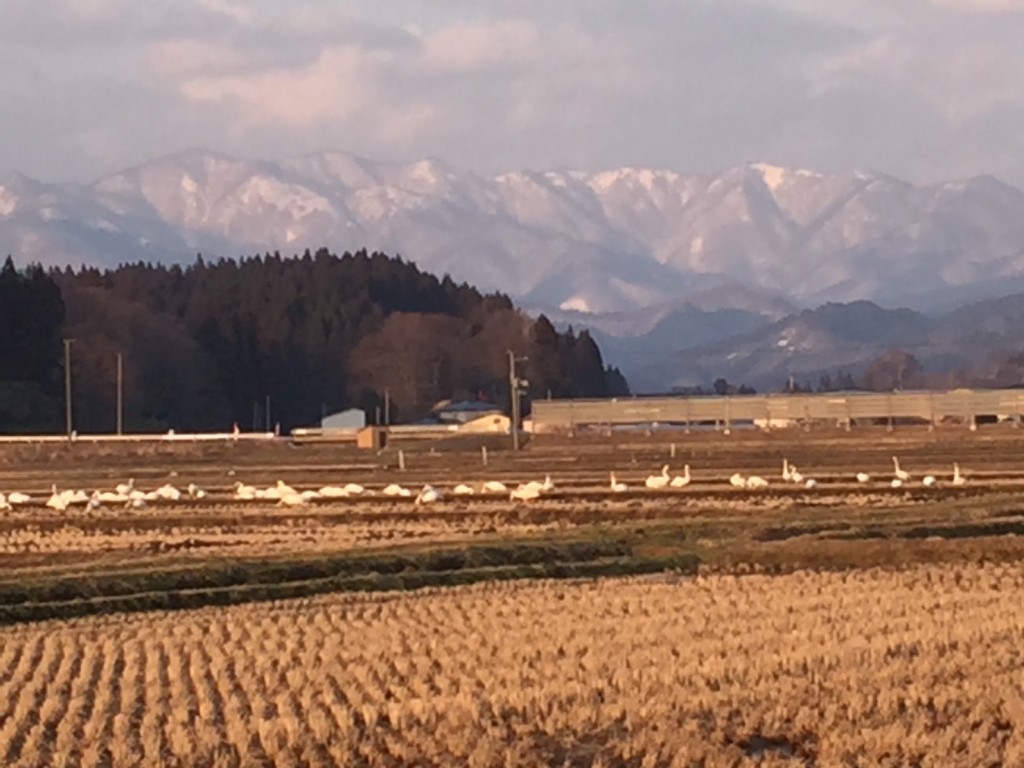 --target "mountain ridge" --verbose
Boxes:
[4,149,1024,318]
